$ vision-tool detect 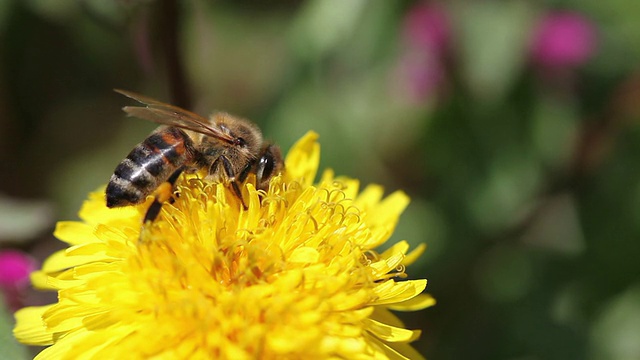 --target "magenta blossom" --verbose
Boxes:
[0,250,36,311]
[531,11,598,68]
[395,2,451,102]
[402,2,450,58]
[0,250,35,287]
